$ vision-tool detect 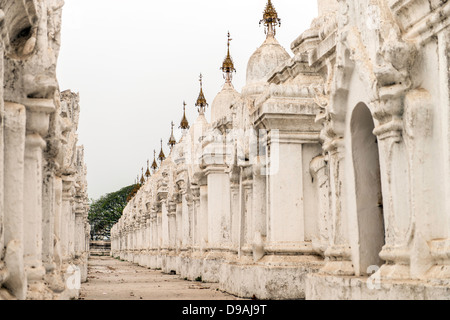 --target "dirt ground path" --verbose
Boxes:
[79,256,242,300]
